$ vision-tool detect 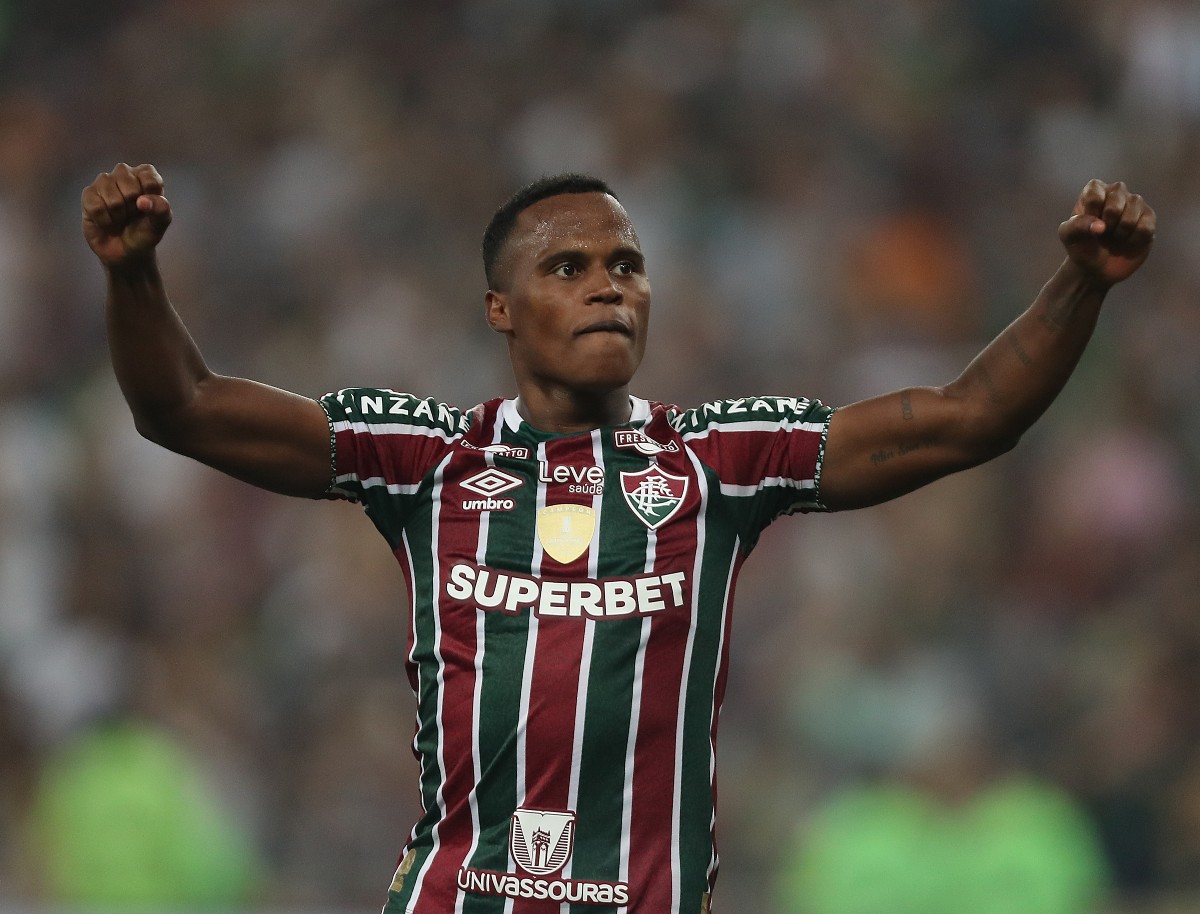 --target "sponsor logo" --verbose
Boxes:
[536,504,595,564]
[462,441,532,460]
[614,429,679,455]
[457,807,629,906]
[457,867,629,906]
[538,461,605,495]
[511,808,574,876]
[462,468,523,497]
[460,468,523,512]
[445,563,687,619]
[620,466,688,529]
